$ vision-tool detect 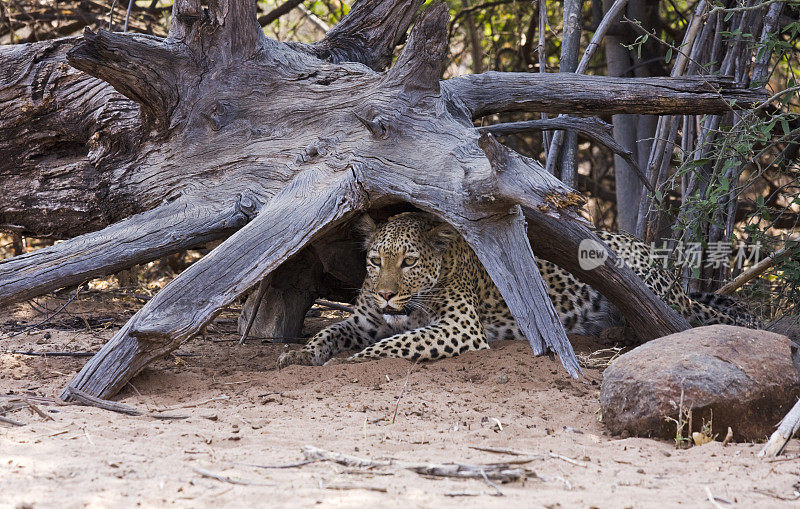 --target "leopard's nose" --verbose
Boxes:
[378,291,397,302]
